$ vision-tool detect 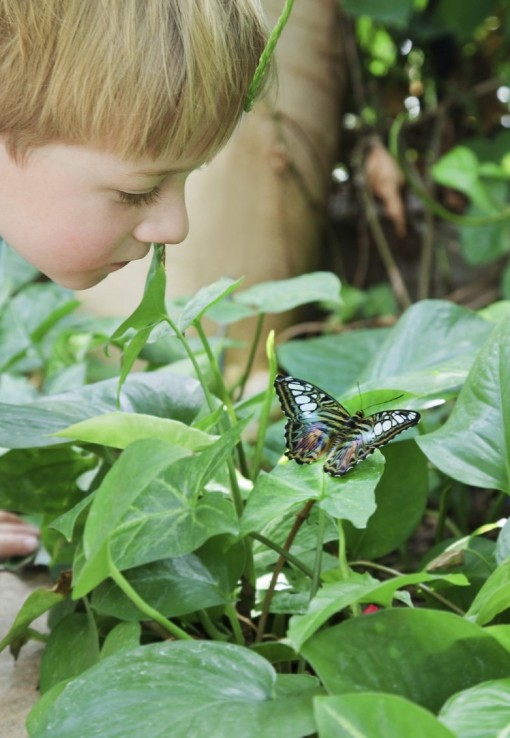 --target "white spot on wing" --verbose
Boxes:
[300,403,317,412]
[296,395,311,405]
